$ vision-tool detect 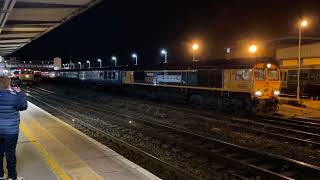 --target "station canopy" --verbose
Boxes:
[0,0,101,56]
